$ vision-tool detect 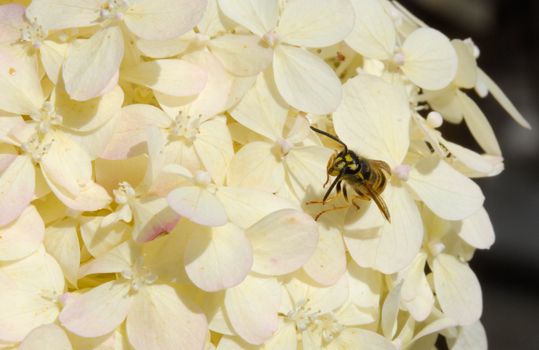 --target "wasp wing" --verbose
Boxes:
[364,183,391,222]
